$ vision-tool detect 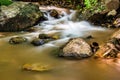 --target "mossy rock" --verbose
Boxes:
[0,2,44,31]
[9,36,27,44]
